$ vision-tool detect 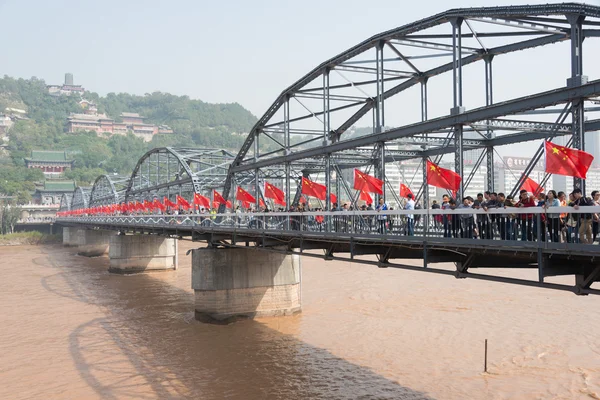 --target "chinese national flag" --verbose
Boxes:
[264,182,286,206]
[329,193,337,204]
[359,191,372,204]
[193,193,211,208]
[241,201,251,209]
[520,176,544,194]
[164,196,177,208]
[544,140,594,179]
[153,198,166,212]
[301,177,327,200]
[298,196,307,204]
[176,195,191,209]
[400,183,414,198]
[353,169,384,195]
[213,190,226,205]
[144,200,153,211]
[426,160,461,191]
[236,187,256,203]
